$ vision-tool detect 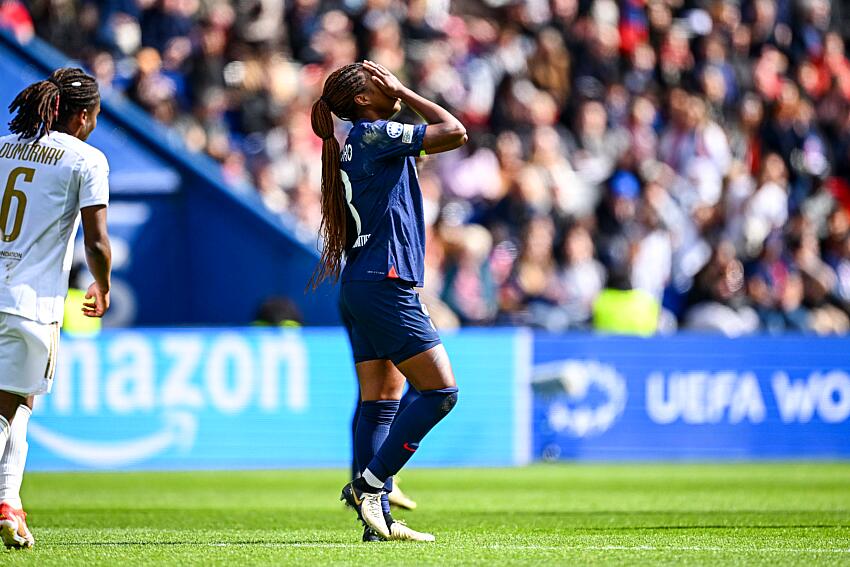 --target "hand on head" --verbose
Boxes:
[362,60,406,99]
